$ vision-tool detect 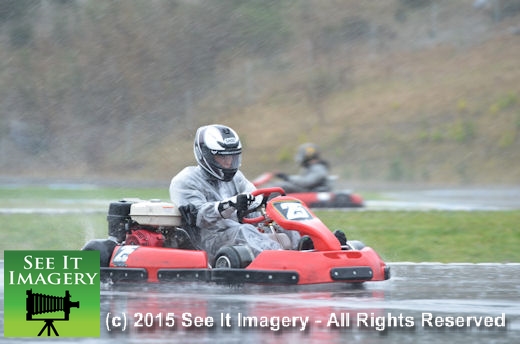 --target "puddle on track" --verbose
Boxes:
[1,263,519,343]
